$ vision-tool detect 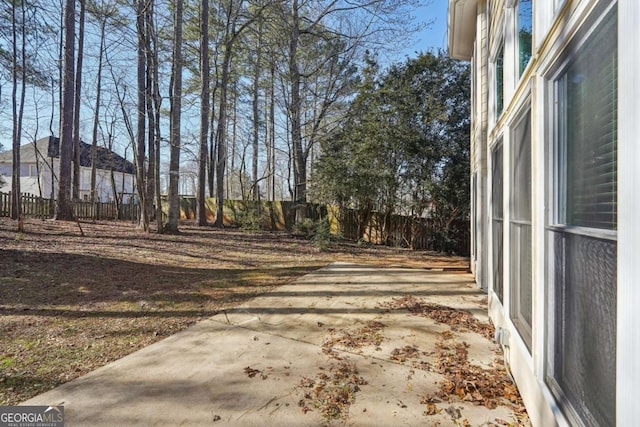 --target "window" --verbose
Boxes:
[518,0,533,76]
[510,110,532,350]
[472,173,478,261]
[496,44,504,116]
[546,5,617,426]
[491,143,504,302]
